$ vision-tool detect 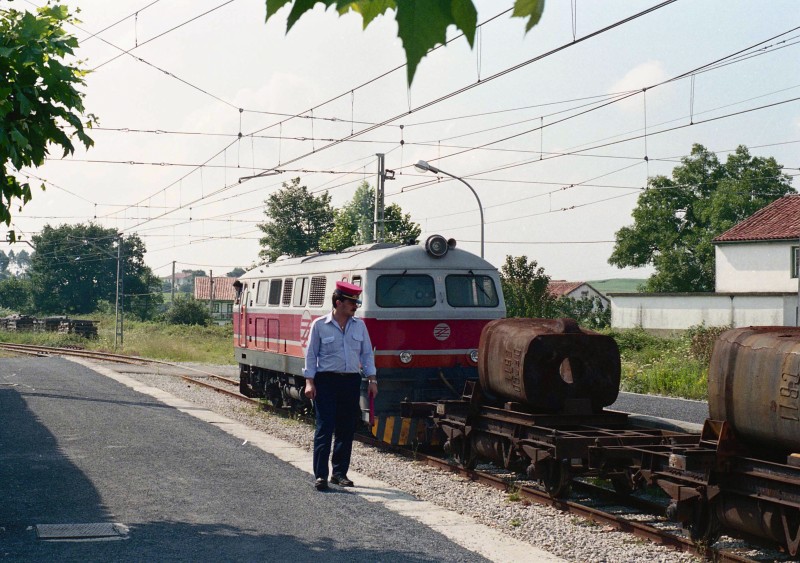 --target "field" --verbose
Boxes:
[0,316,716,401]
